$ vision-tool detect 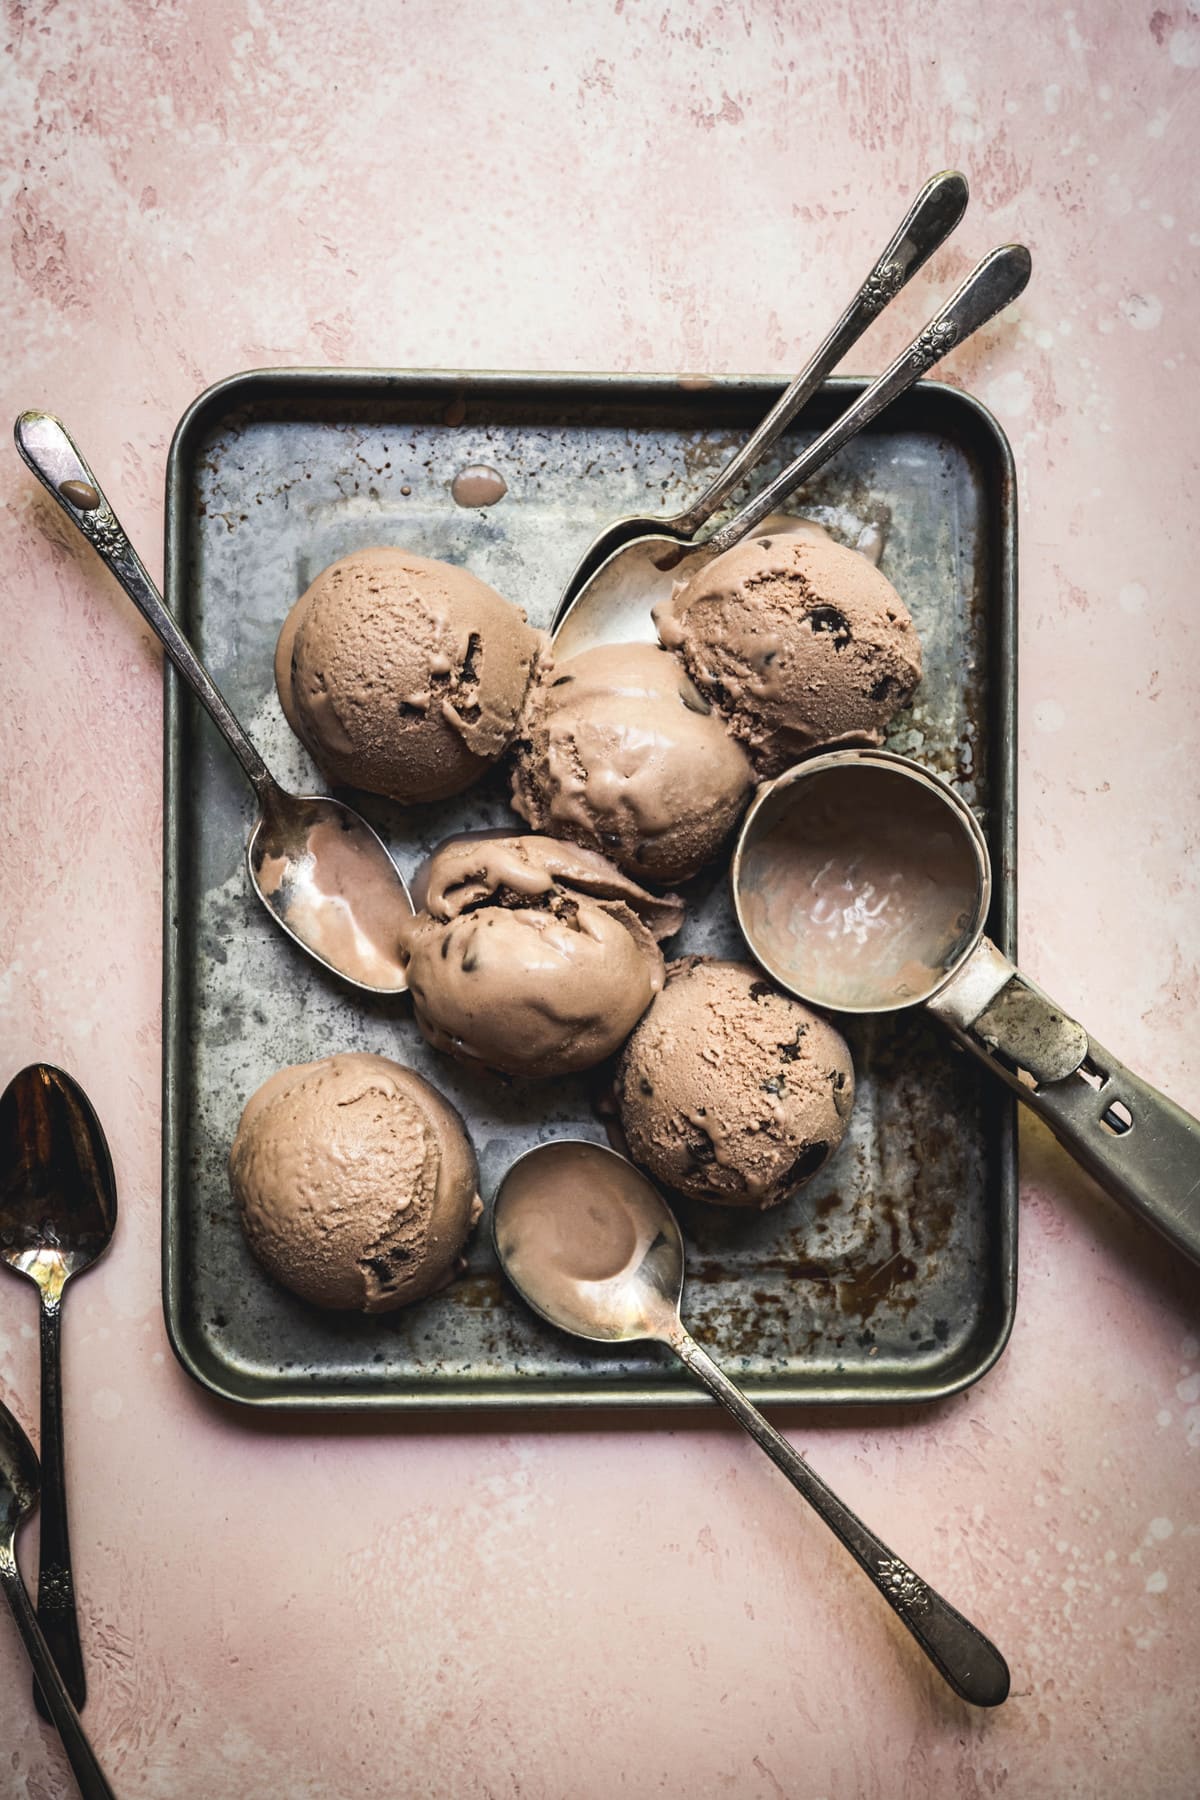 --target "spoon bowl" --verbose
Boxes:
[0,1064,116,1292]
[550,537,717,660]
[493,1139,684,1342]
[15,410,414,997]
[0,1401,39,1542]
[249,790,414,993]
[494,1138,1010,1708]
[0,1063,117,1713]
